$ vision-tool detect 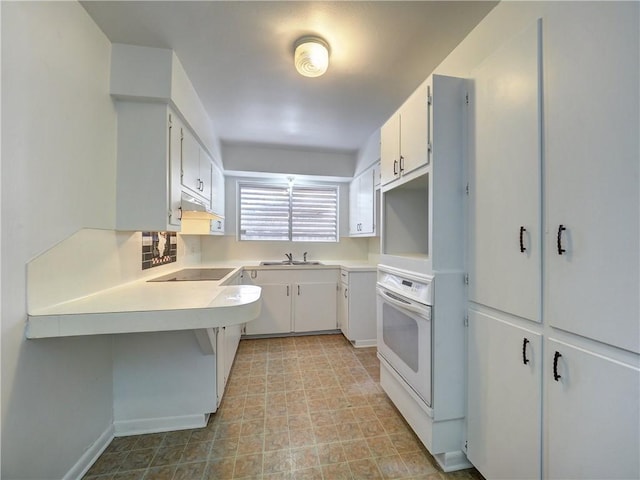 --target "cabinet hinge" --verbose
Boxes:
[465,92,469,105]
[464,440,468,452]
[465,183,470,196]
[464,273,469,285]
[464,315,469,327]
